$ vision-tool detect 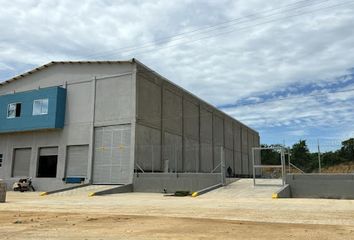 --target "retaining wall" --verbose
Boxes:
[133,173,222,193]
[285,174,354,199]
